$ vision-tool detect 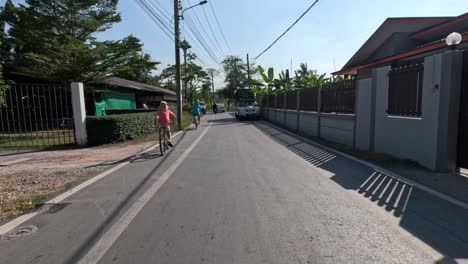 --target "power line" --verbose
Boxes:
[254,0,320,60]
[183,0,224,57]
[183,17,221,65]
[208,0,231,52]
[147,0,172,21]
[201,5,225,56]
[180,27,214,68]
[136,0,174,41]
[184,14,222,62]
[136,0,220,70]
[136,0,214,68]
